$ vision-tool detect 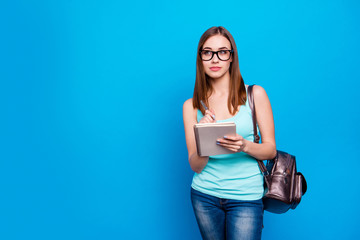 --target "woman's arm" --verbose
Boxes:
[183,99,213,173]
[216,85,276,160]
